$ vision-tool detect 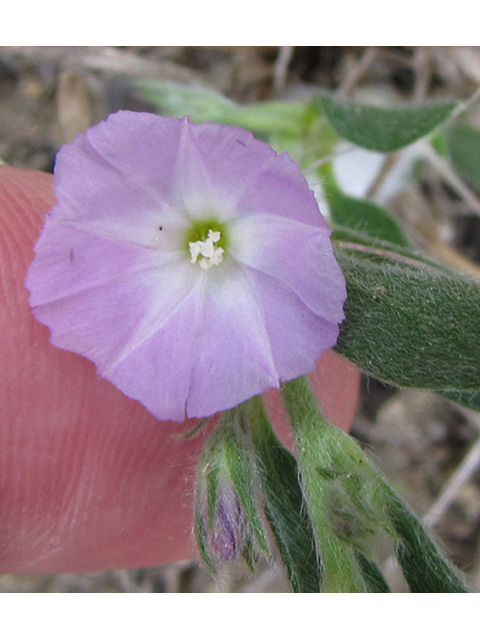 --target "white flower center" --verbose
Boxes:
[189,229,225,271]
